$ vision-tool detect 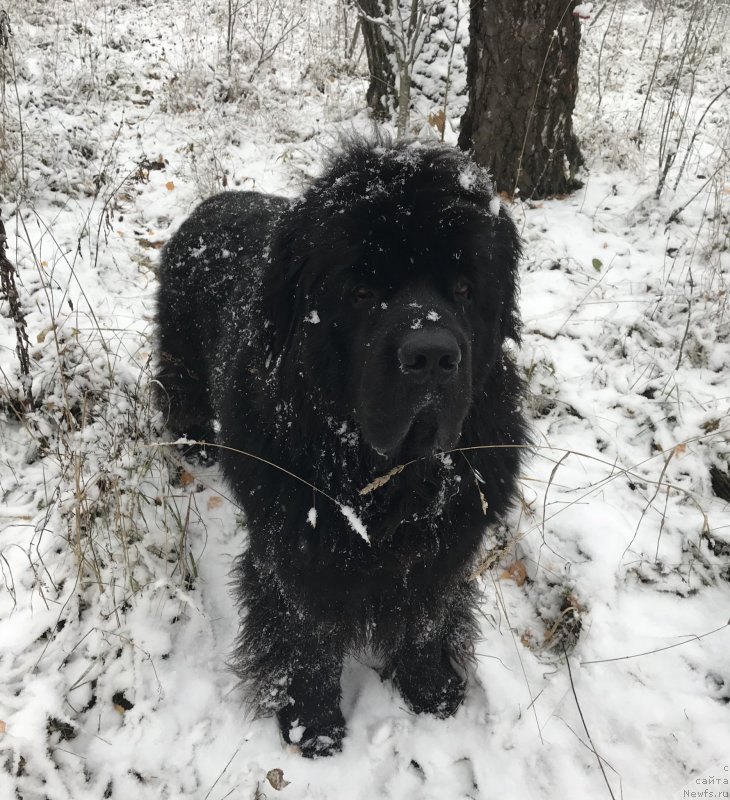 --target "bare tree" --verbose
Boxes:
[226,0,250,76]
[228,0,305,84]
[0,9,10,49]
[357,0,438,136]
[458,0,583,198]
